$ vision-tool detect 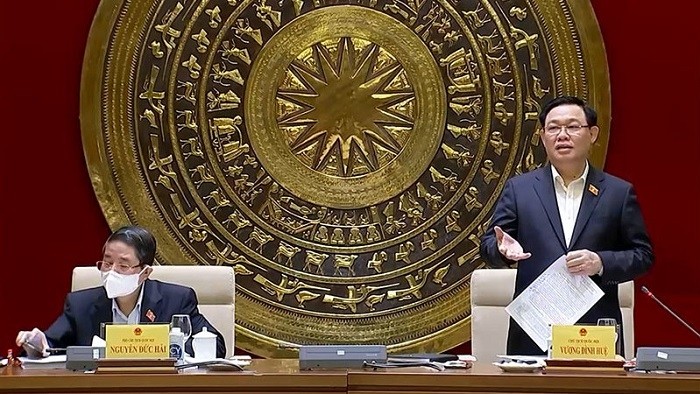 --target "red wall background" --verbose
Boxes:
[1,0,699,352]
